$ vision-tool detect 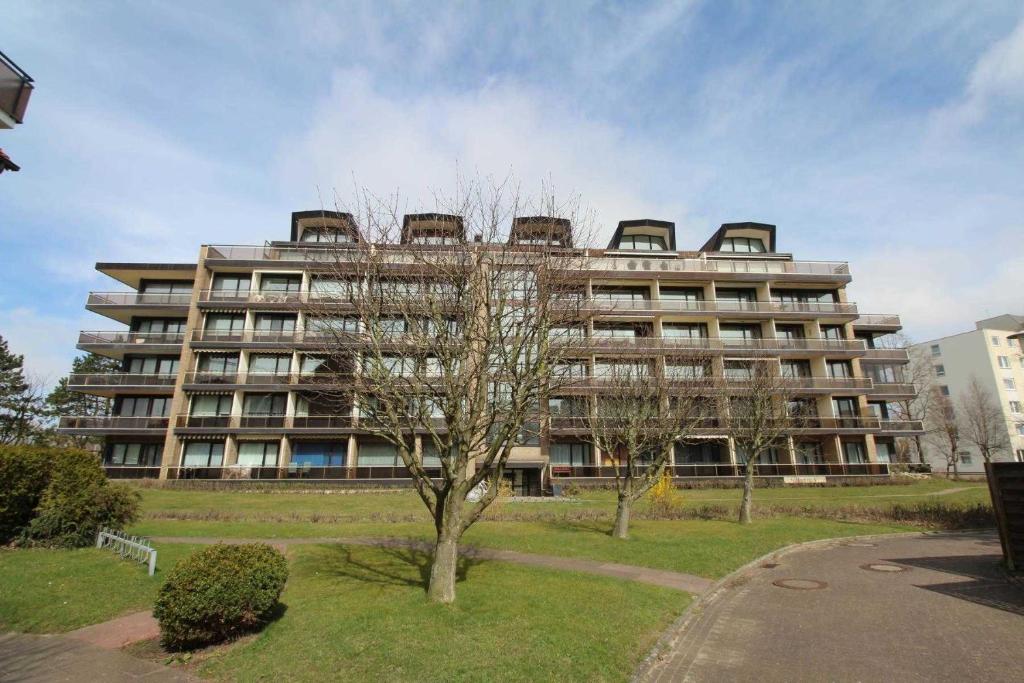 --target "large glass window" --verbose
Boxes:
[716,289,757,304]
[794,441,823,464]
[723,361,754,380]
[292,441,347,466]
[548,396,586,416]
[183,441,224,467]
[204,314,245,333]
[864,363,902,383]
[242,393,287,416]
[211,274,251,294]
[307,316,360,334]
[592,323,643,339]
[781,360,811,378]
[550,442,592,466]
[126,357,179,374]
[719,324,762,341]
[133,318,187,334]
[659,287,703,303]
[254,314,297,332]
[592,286,650,302]
[141,281,192,294]
[359,442,401,466]
[190,394,232,416]
[842,440,867,464]
[259,275,301,294]
[662,323,708,339]
[106,443,162,466]
[197,353,239,374]
[772,290,838,304]
[301,228,353,243]
[115,396,170,417]
[820,325,845,340]
[310,277,355,299]
[665,362,707,379]
[617,234,667,251]
[833,398,858,418]
[720,236,766,253]
[249,354,292,375]
[237,441,279,467]
[827,361,853,379]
